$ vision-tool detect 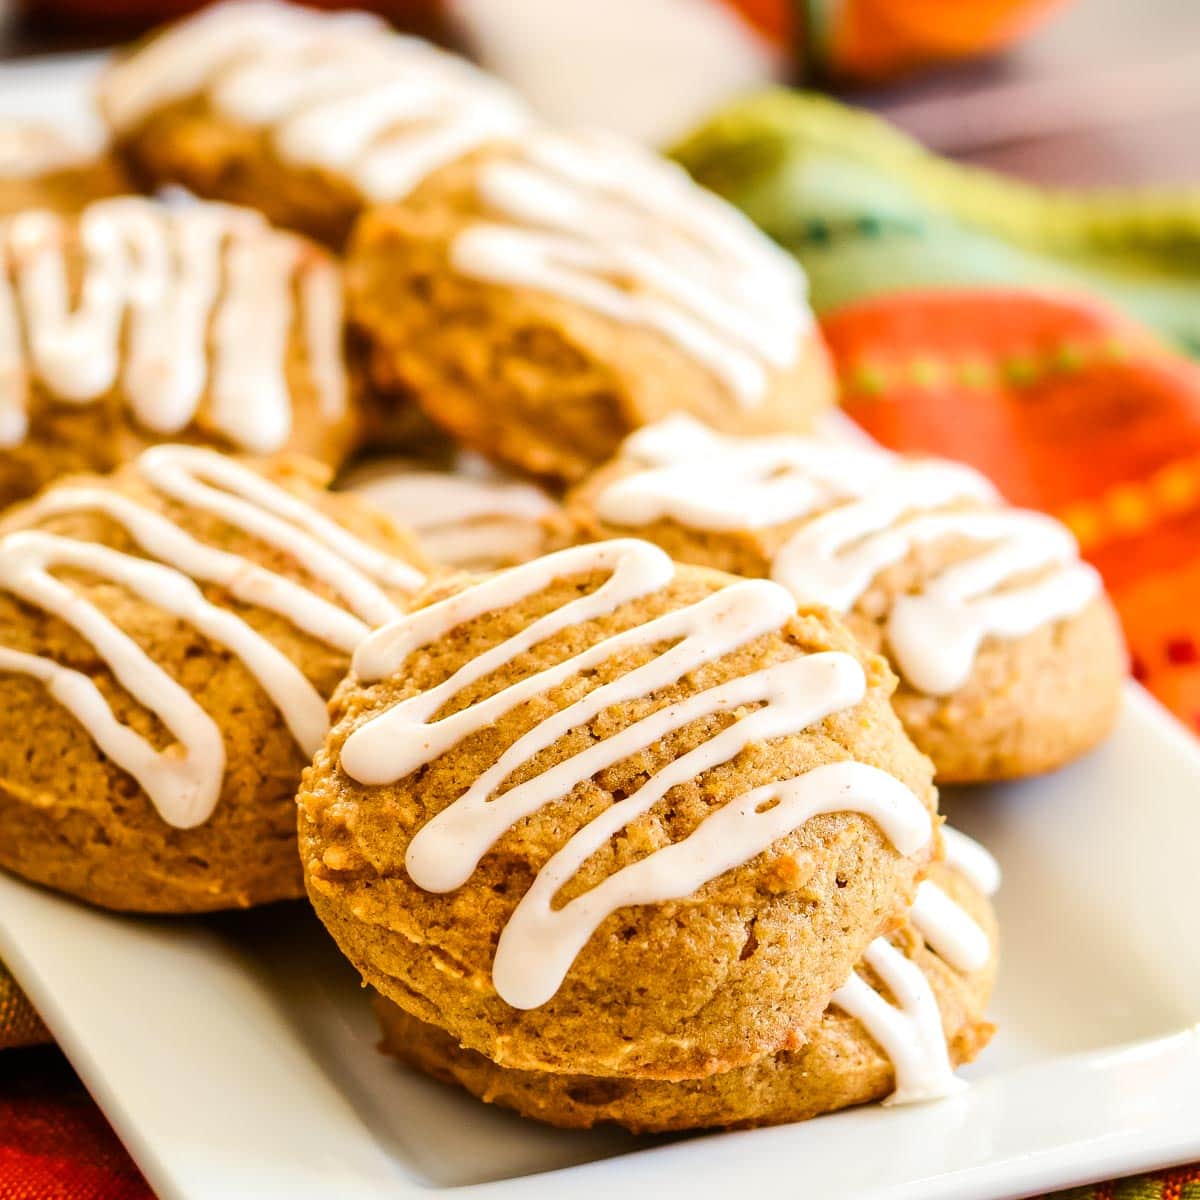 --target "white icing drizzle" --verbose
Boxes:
[909,878,991,973]
[908,819,1001,978]
[831,937,966,1105]
[99,0,529,203]
[493,758,928,1011]
[451,130,811,407]
[341,539,933,1010]
[0,445,420,828]
[837,824,1000,1104]
[0,196,346,452]
[596,416,1101,695]
[343,457,555,570]
[940,825,1002,897]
